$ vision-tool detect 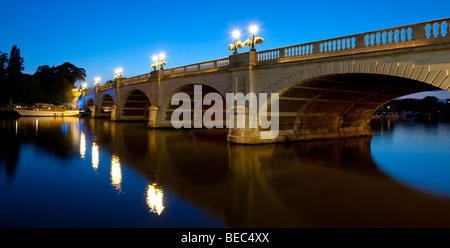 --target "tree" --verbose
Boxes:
[55,62,86,85]
[33,63,86,105]
[0,51,7,76]
[6,45,24,78]
[5,45,25,103]
[0,45,86,106]
[423,96,439,103]
[0,51,9,105]
[21,74,44,104]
